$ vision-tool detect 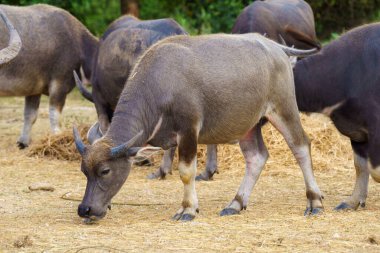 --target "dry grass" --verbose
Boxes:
[24,113,350,172]
[27,125,90,161]
[0,93,379,253]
